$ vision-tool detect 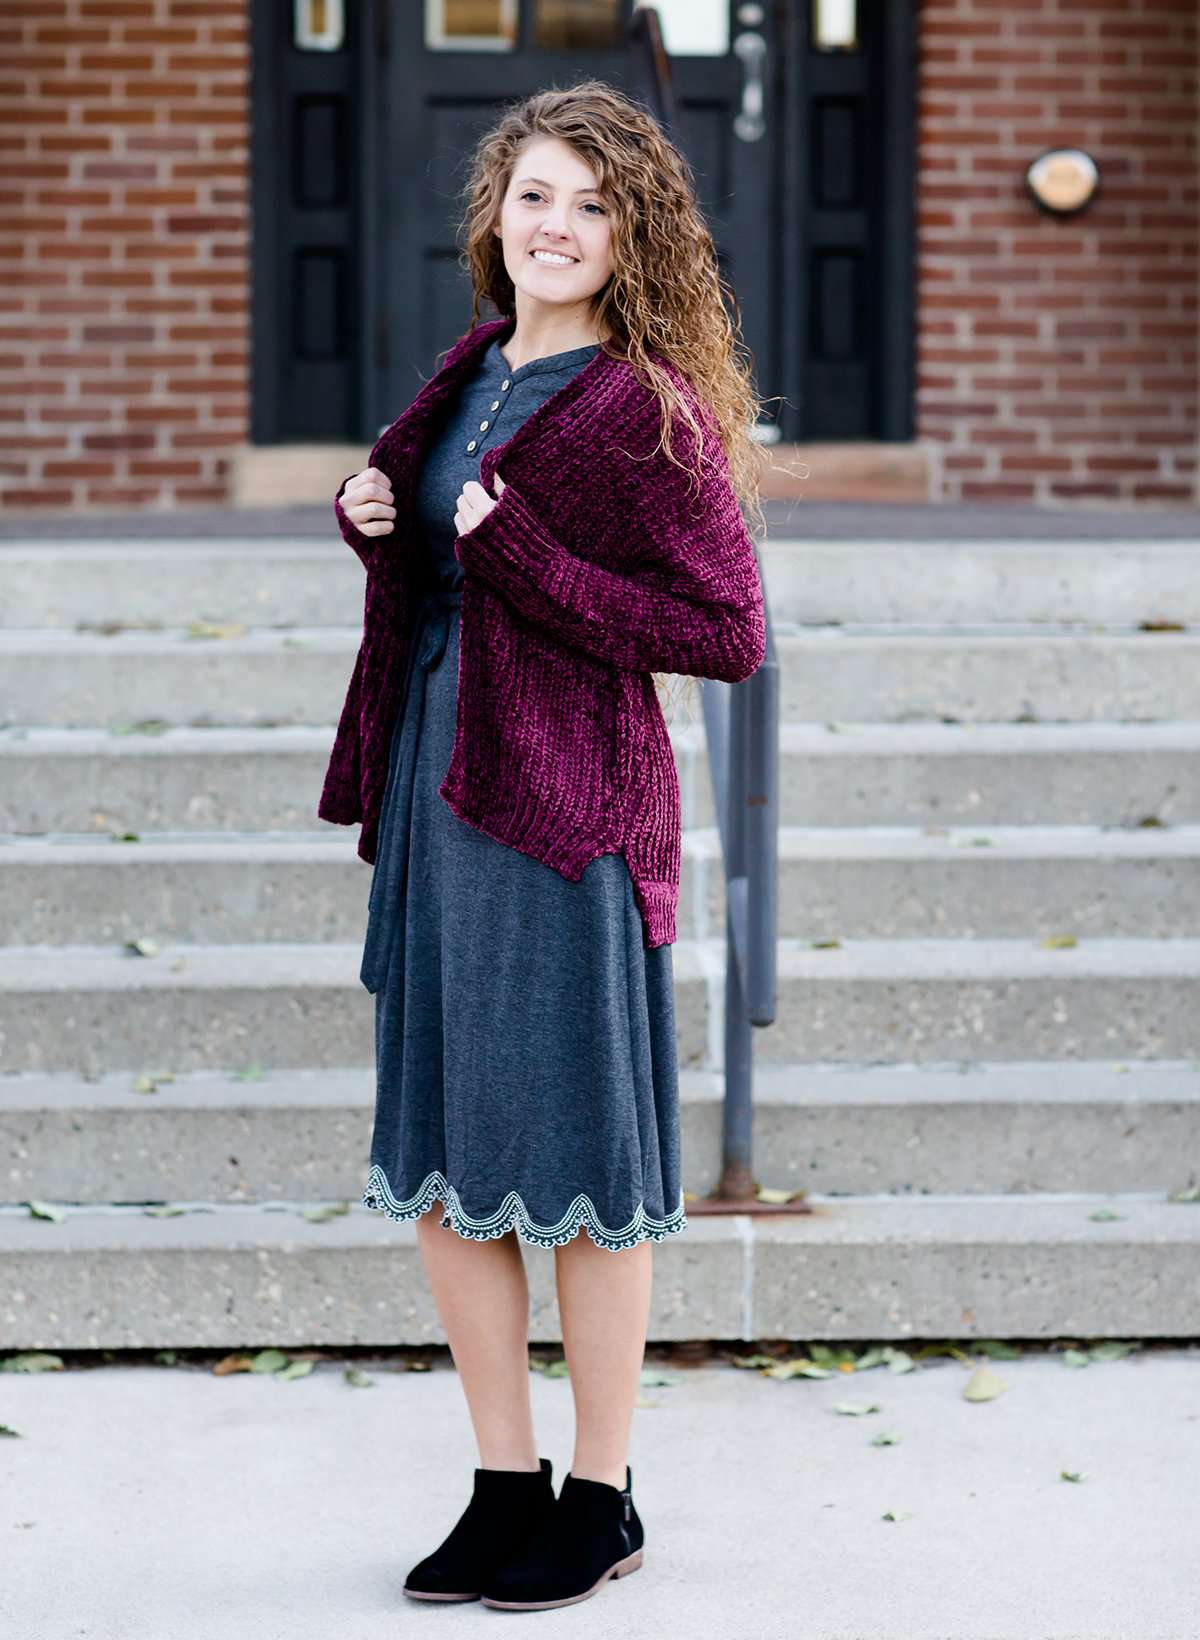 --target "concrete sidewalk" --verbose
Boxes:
[1,1343,1195,1640]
